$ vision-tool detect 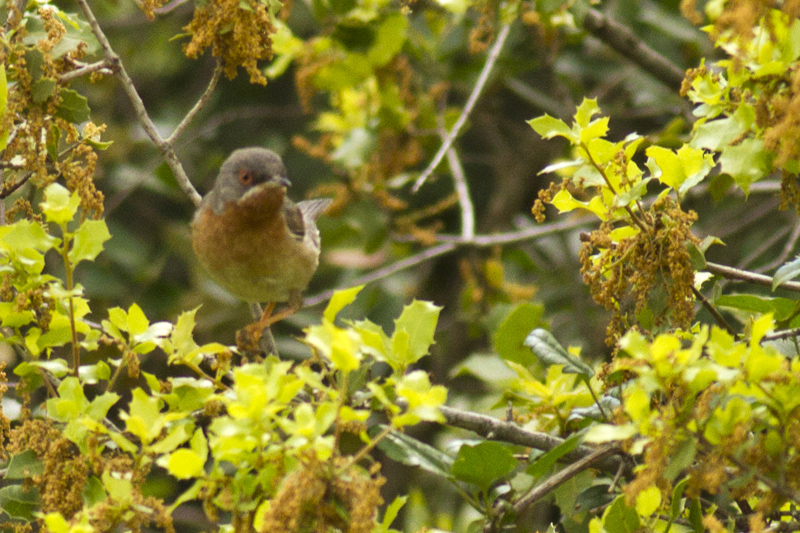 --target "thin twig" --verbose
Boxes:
[304,242,458,307]
[59,59,114,83]
[761,328,800,343]
[154,0,192,14]
[758,218,800,274]
[738,225,791,272]
[305,217,590,307]
[512,444,619,514]
[428,216,590,247]
[74,0,203,206]
[581,8,686,90]
[692,285,737,337]
[166,61,223,145]
[440,126,475,242]
[412,23,512,192]
[729,455,800,505]
[706,261,800,292]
